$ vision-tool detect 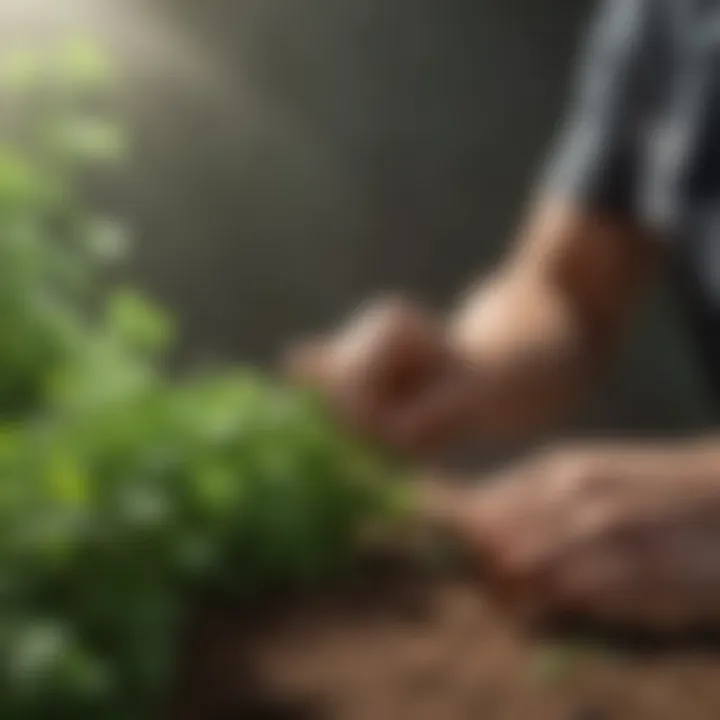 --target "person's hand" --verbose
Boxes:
[421,444,720,630]
[285,296,483,455]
